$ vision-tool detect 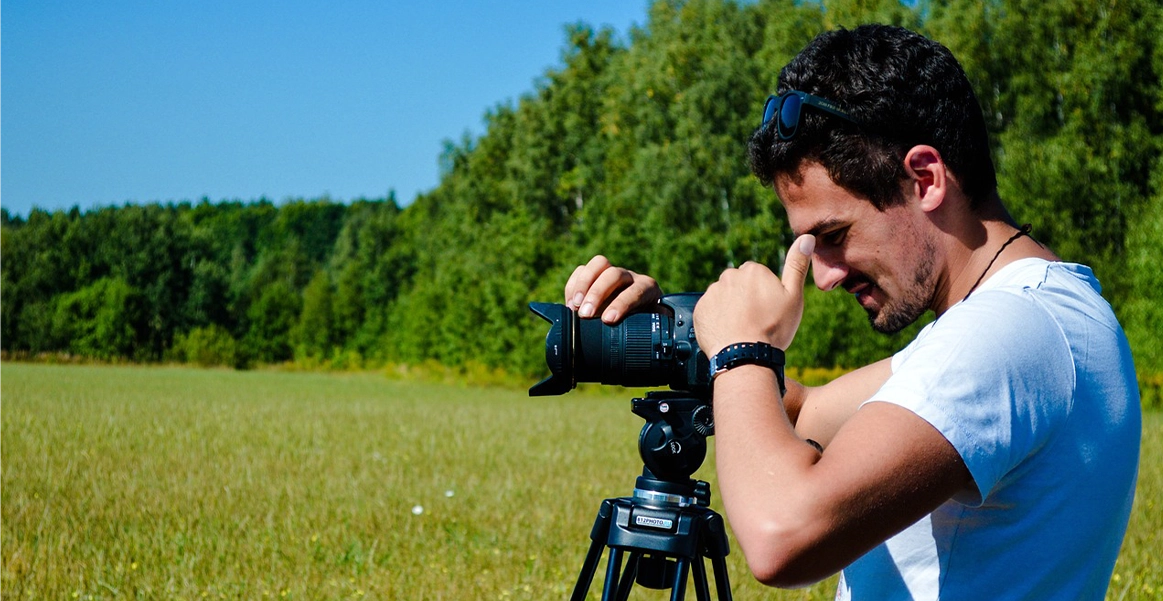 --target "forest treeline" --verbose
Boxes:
[3,0,1161,390]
